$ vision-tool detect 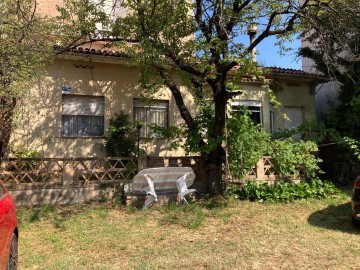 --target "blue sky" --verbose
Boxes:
[236,33,302,70]
[255,36,301,69]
